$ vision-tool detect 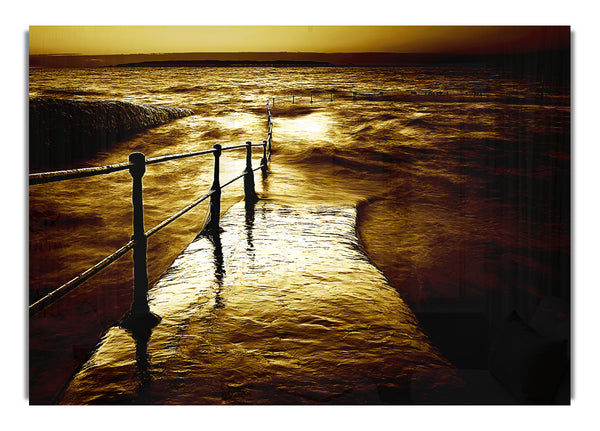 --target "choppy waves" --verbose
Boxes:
[29,98,194,170]
[28,66,570,404]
